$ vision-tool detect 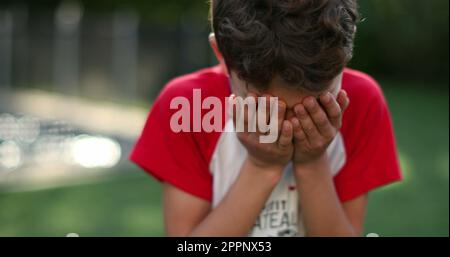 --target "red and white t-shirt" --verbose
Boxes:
[130,65,402,237]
